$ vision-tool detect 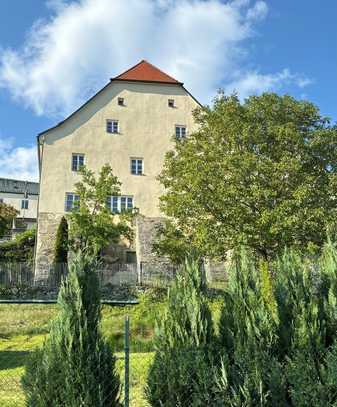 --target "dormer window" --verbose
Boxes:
[168,99,175,108]
[118,97,124,106]
[107,119,119,134]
